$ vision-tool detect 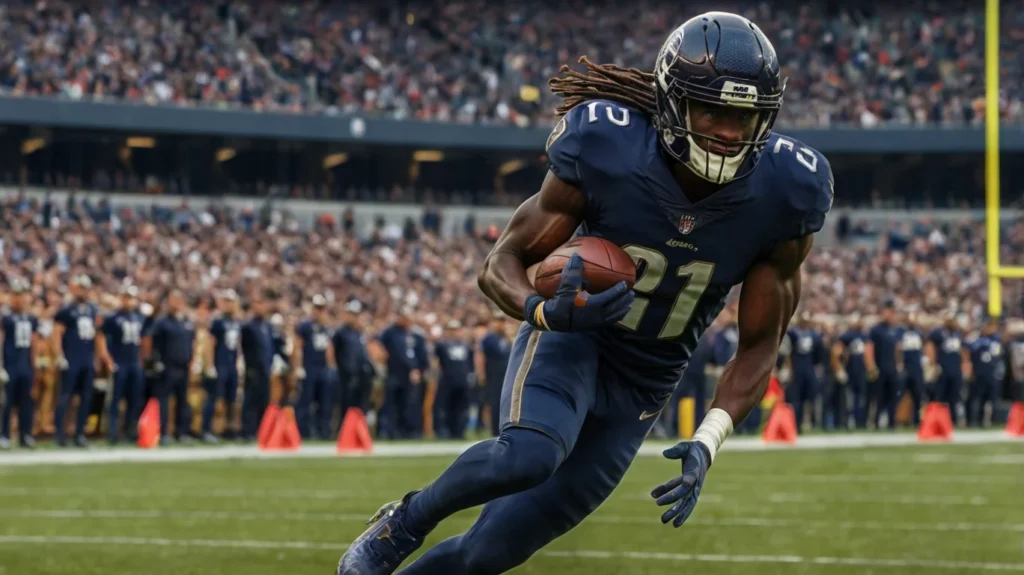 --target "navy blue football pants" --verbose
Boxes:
[295,368,333,439]
[202,366,239,435]
[400,325,673,574]
[1,367,34,440]
[55,363,95,444]
[107,362,144,442]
